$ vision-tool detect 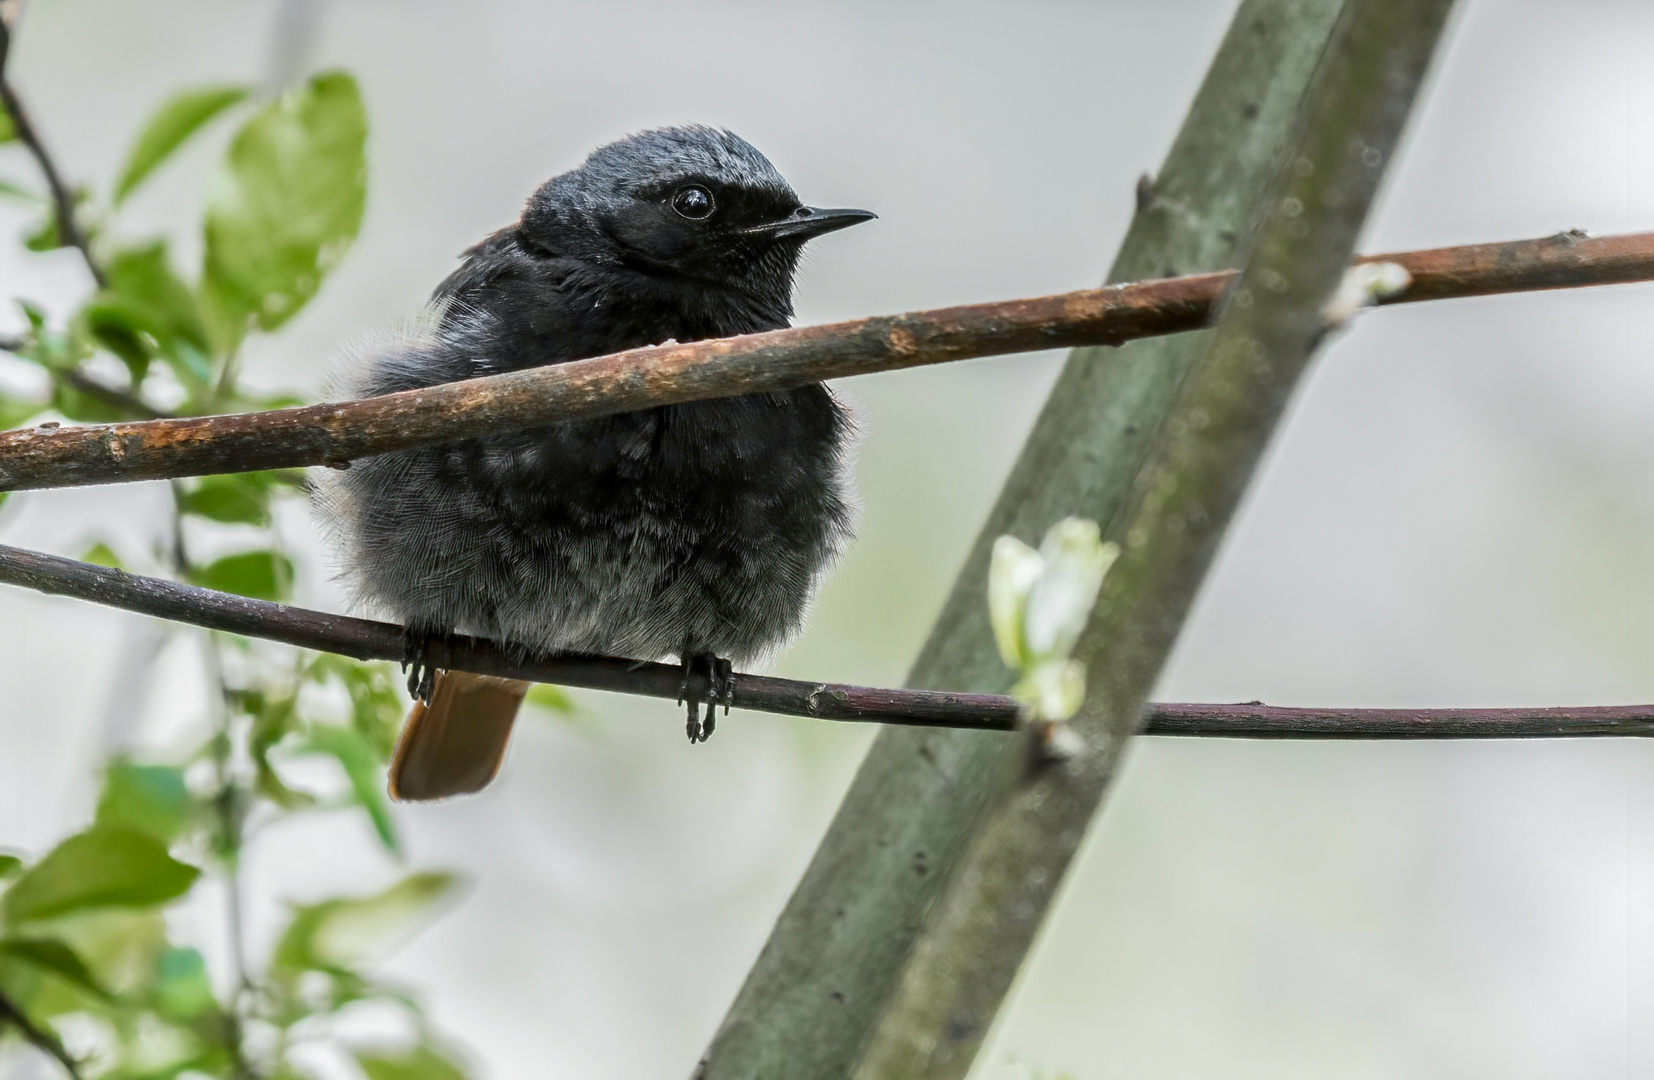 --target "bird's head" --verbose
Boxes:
[519,126,874,312]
